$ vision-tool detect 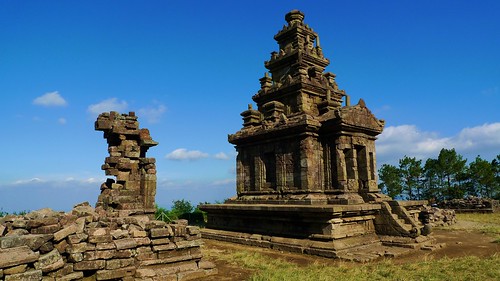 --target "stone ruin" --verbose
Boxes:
[201,10,443,261]
[438,196,499,213]
[0,112,216,280]
[420,207,457,227]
